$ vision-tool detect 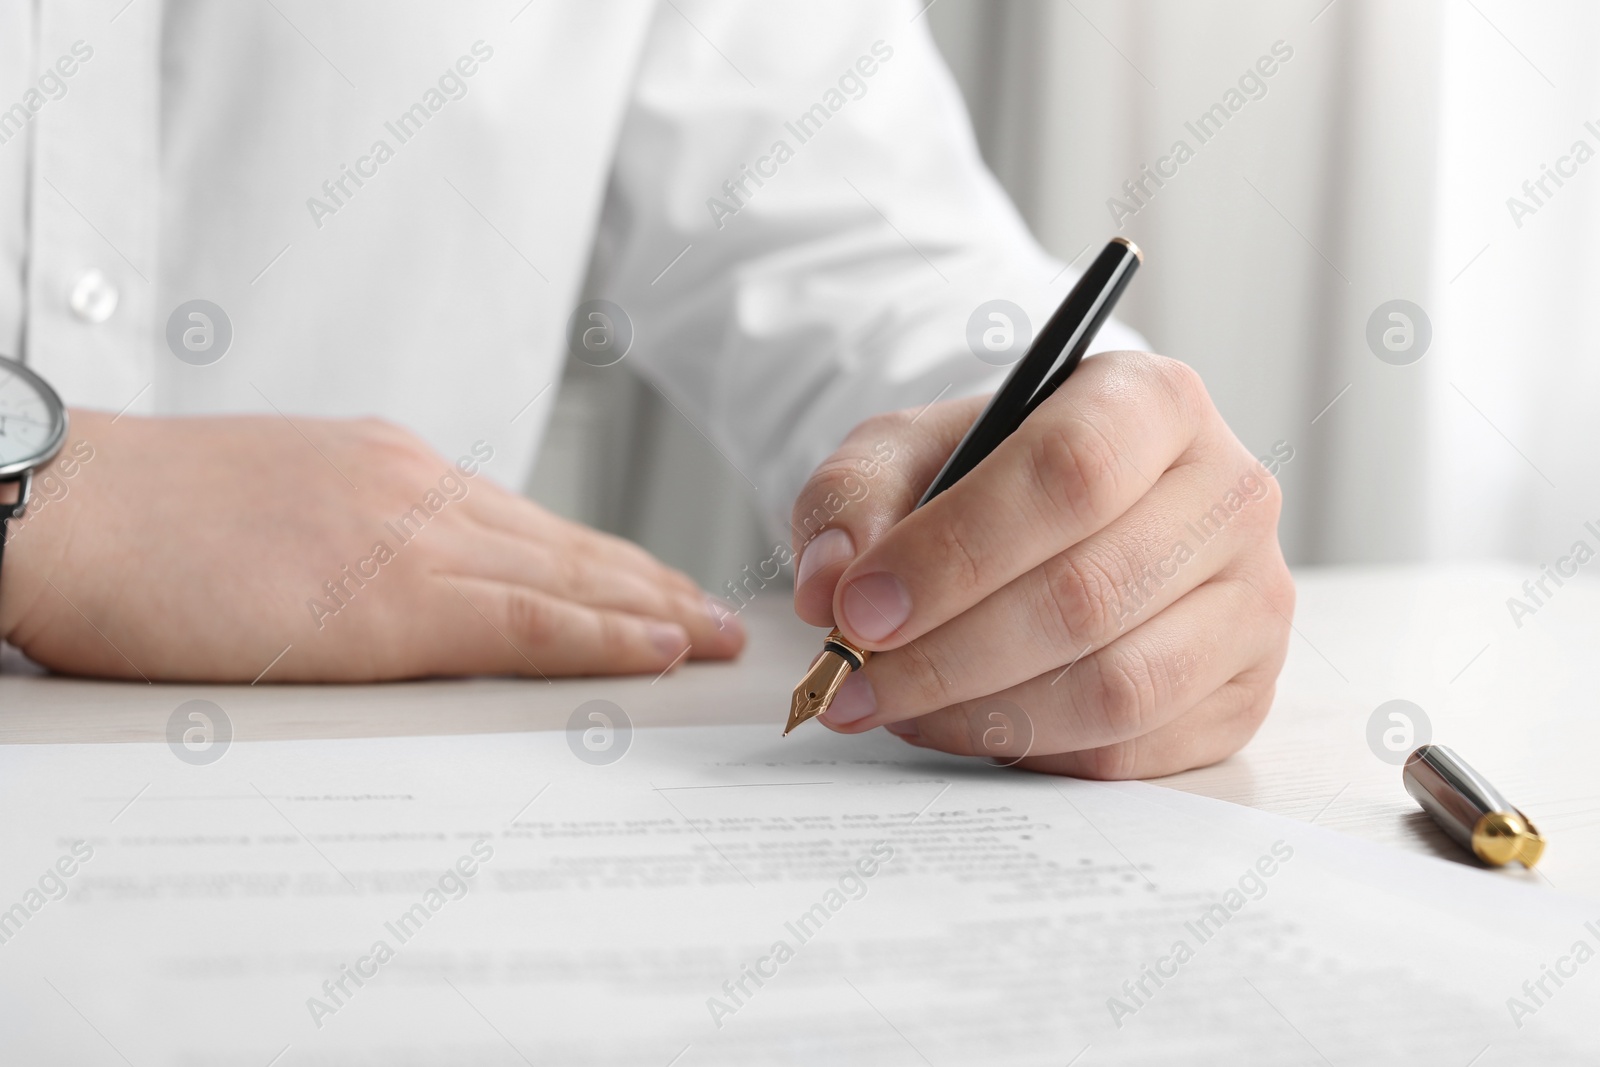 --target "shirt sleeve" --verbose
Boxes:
[591,0,1146,537]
